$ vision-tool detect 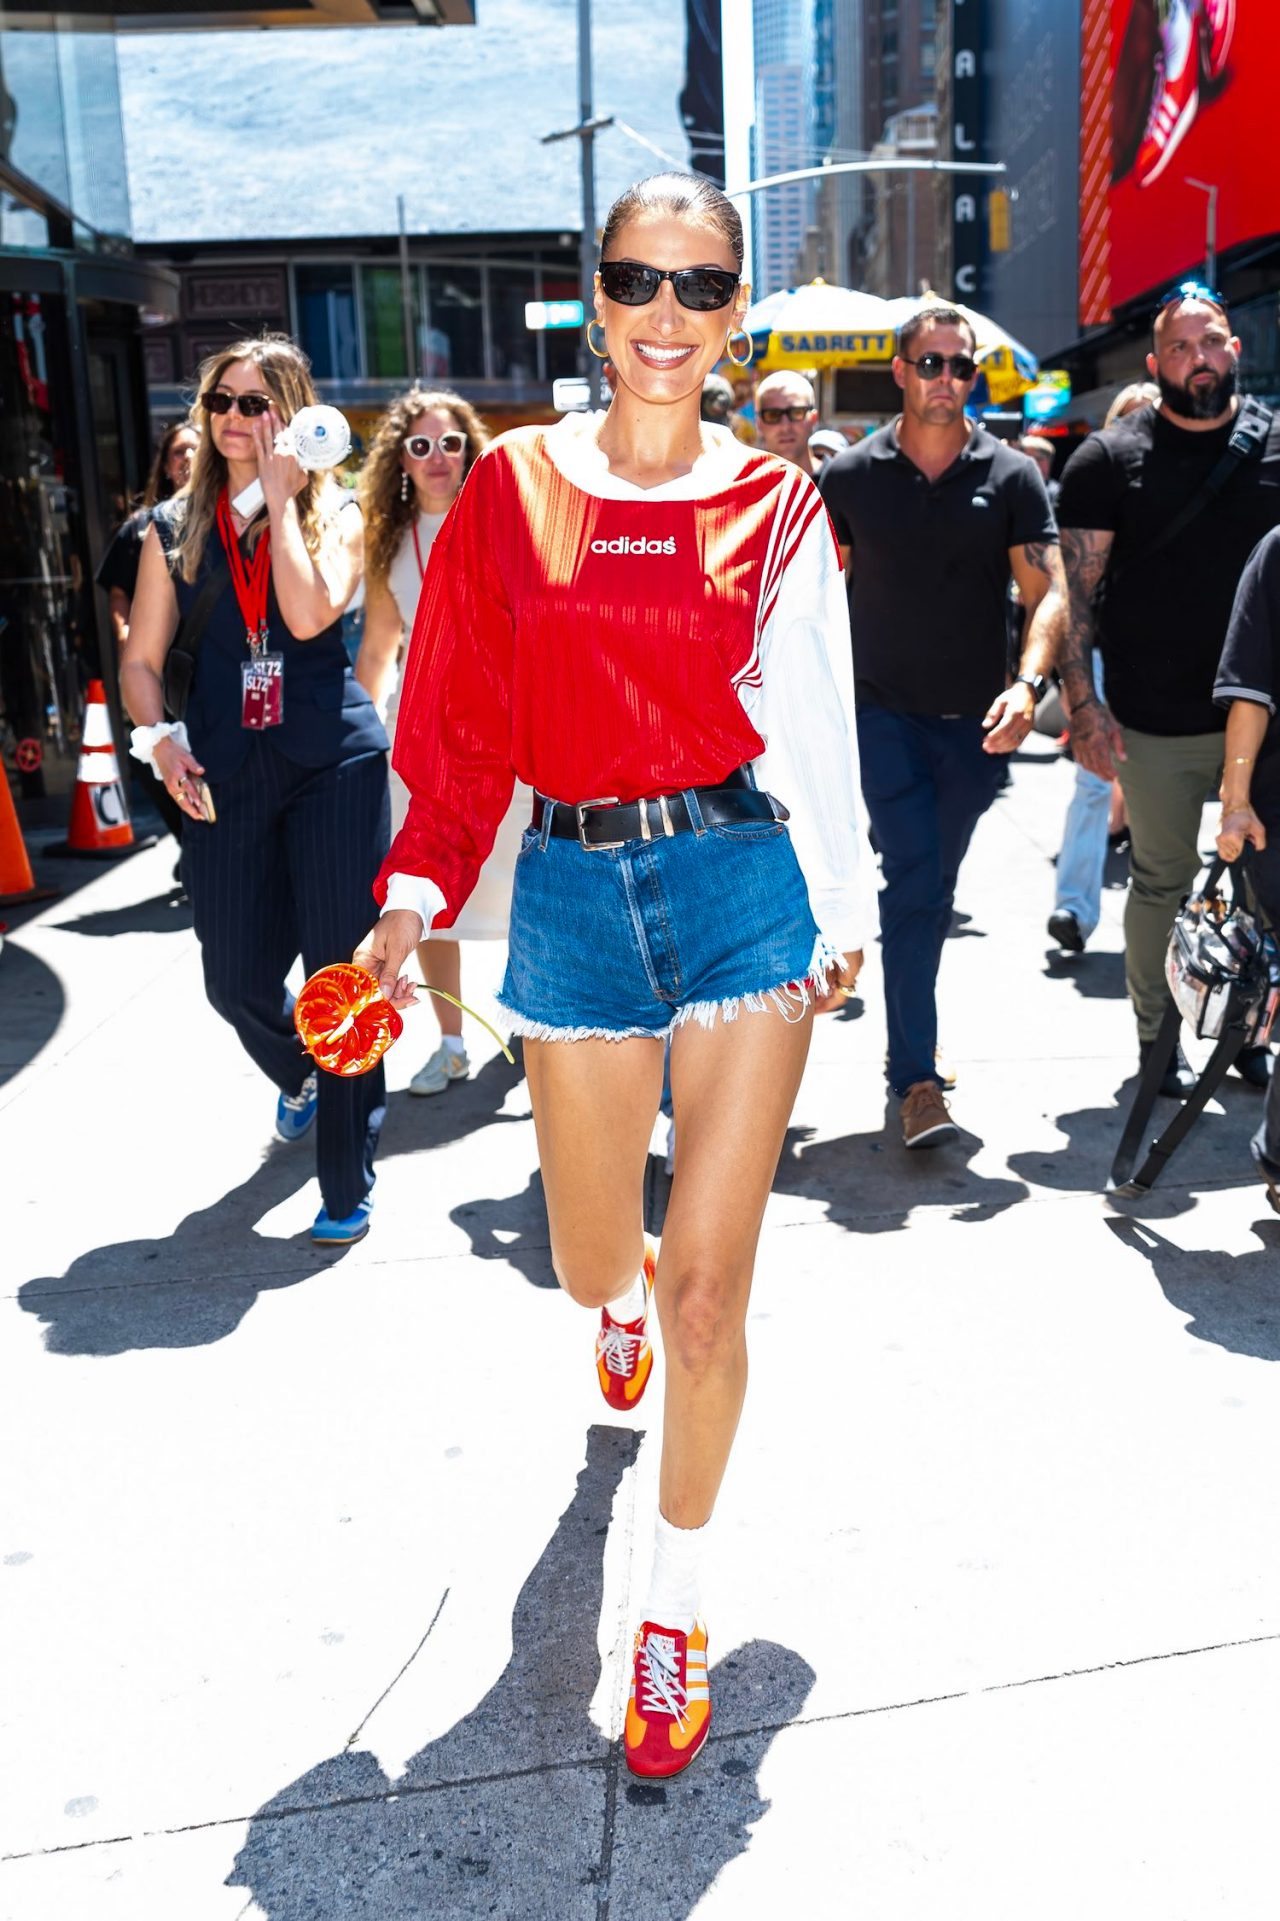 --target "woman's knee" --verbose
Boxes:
[660,1263,747,1376]
[551,1245,639,1311]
